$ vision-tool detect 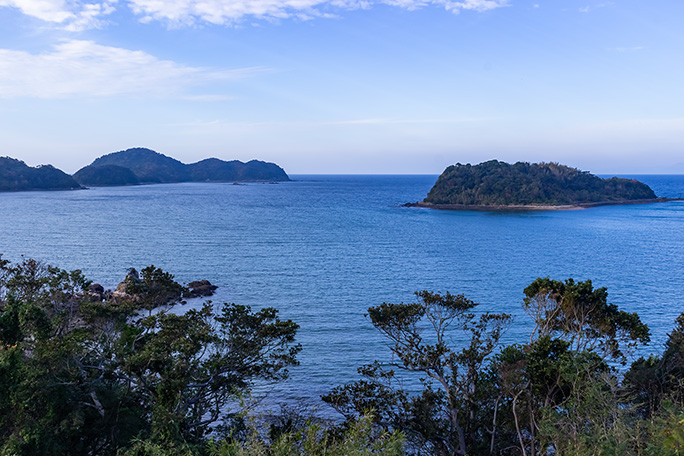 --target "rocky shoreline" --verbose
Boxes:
[404,197,683,212]
[84,268,219,305]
